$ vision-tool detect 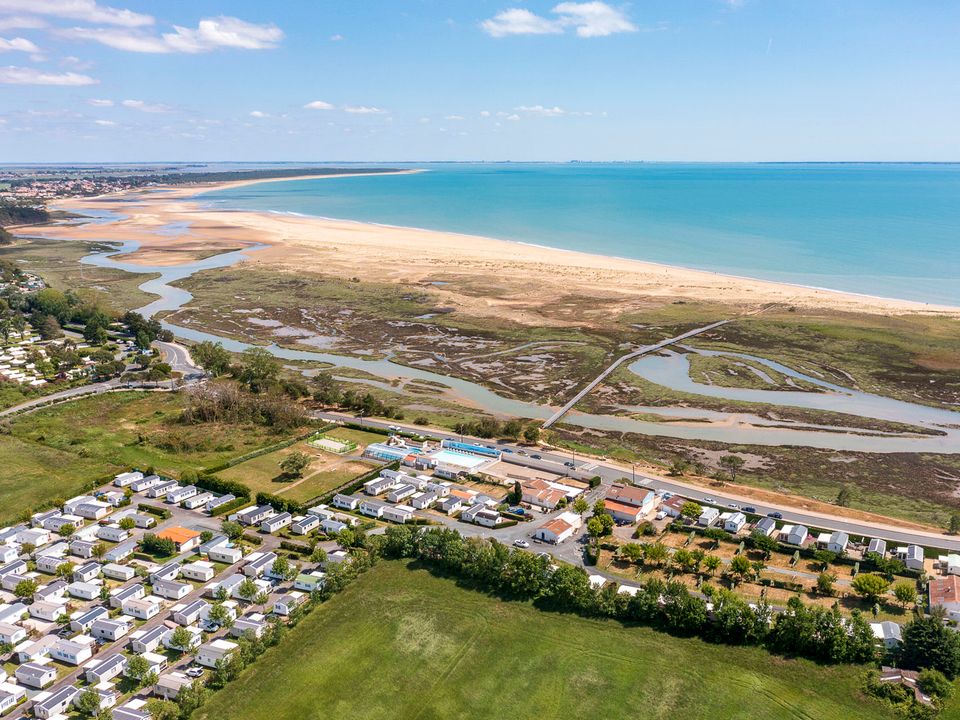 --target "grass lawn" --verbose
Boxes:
[324,426,389,449]
[195,562,894,720]
[6,391,298,507]
[0,435,110,523]
[218,440,374,503]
